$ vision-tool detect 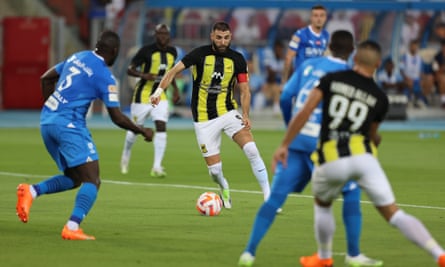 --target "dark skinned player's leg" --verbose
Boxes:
[64,161,100,231]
